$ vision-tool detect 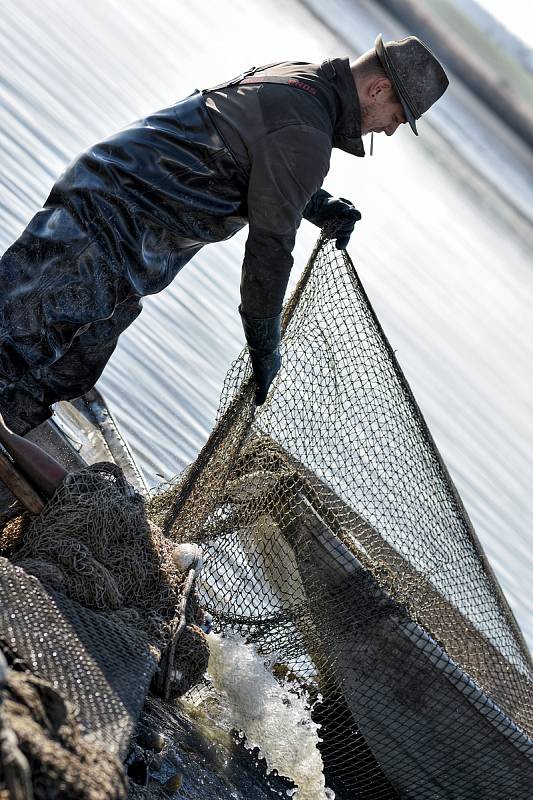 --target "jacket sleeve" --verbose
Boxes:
[240,124,331,318]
